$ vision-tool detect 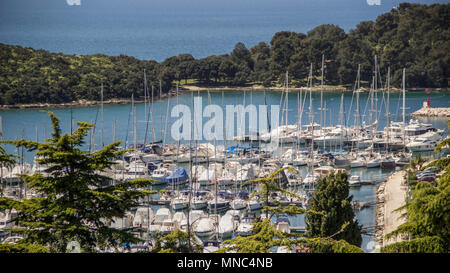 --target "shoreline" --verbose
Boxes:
[0,86,448,110]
